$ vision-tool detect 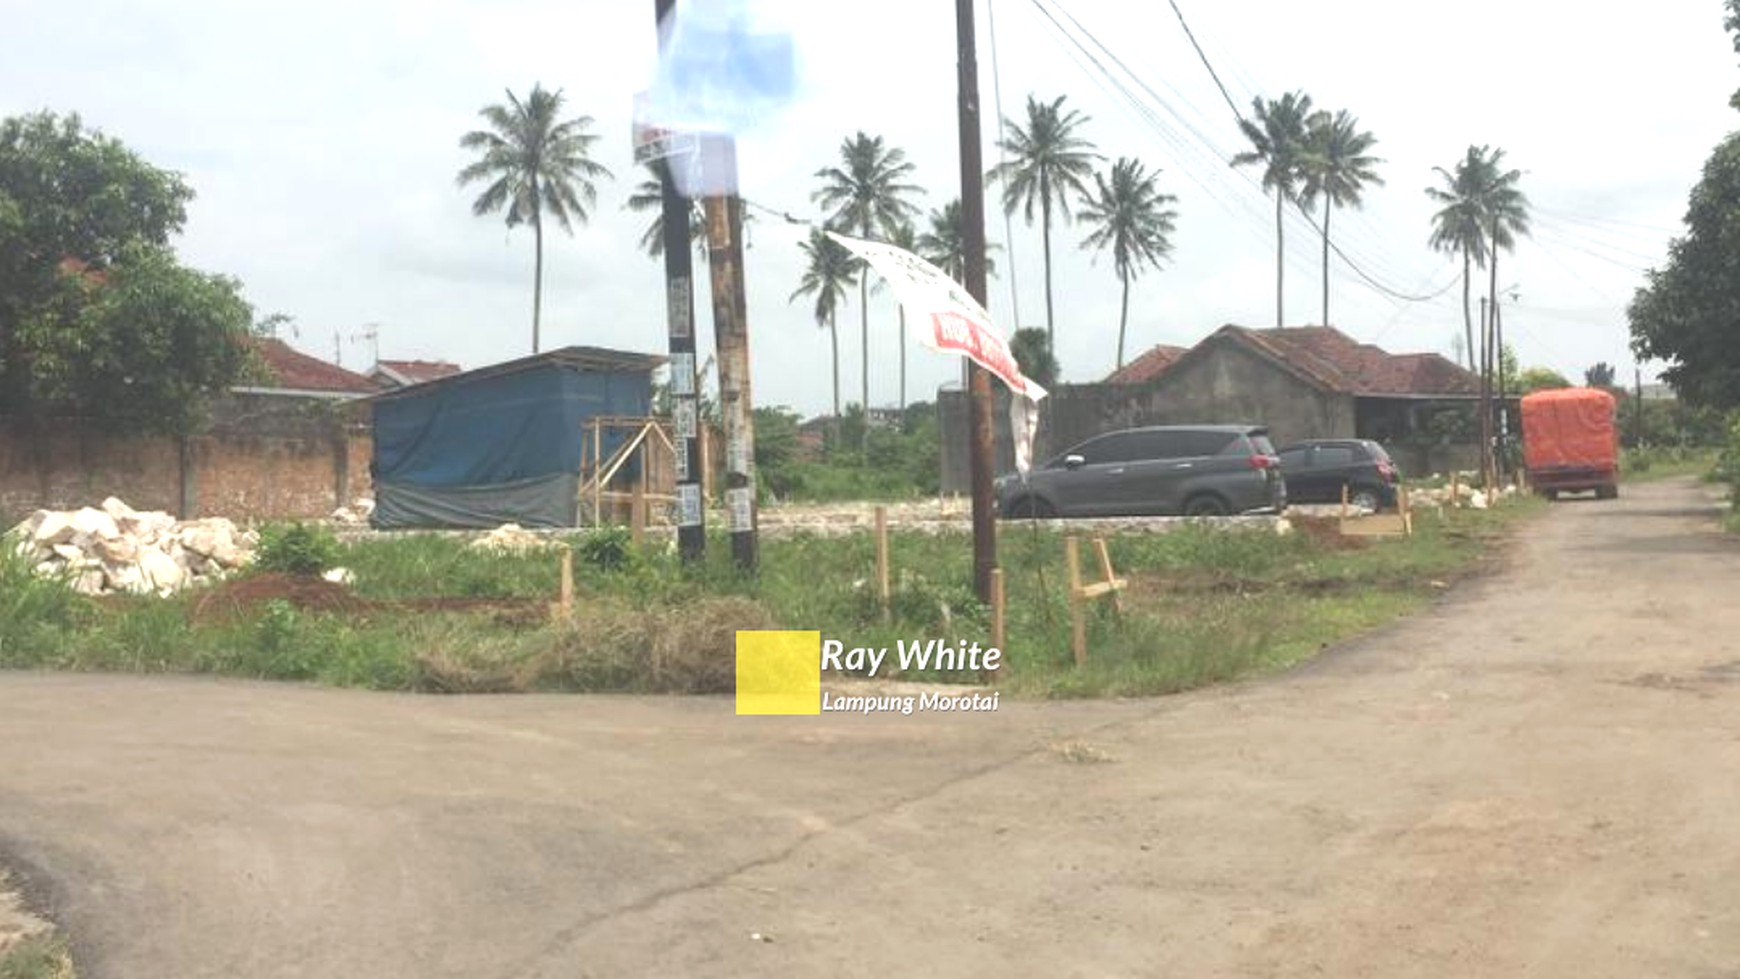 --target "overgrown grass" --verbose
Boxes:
[0,501,1538,699]
[0,935,73,979]
[1622,446,1720,482]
